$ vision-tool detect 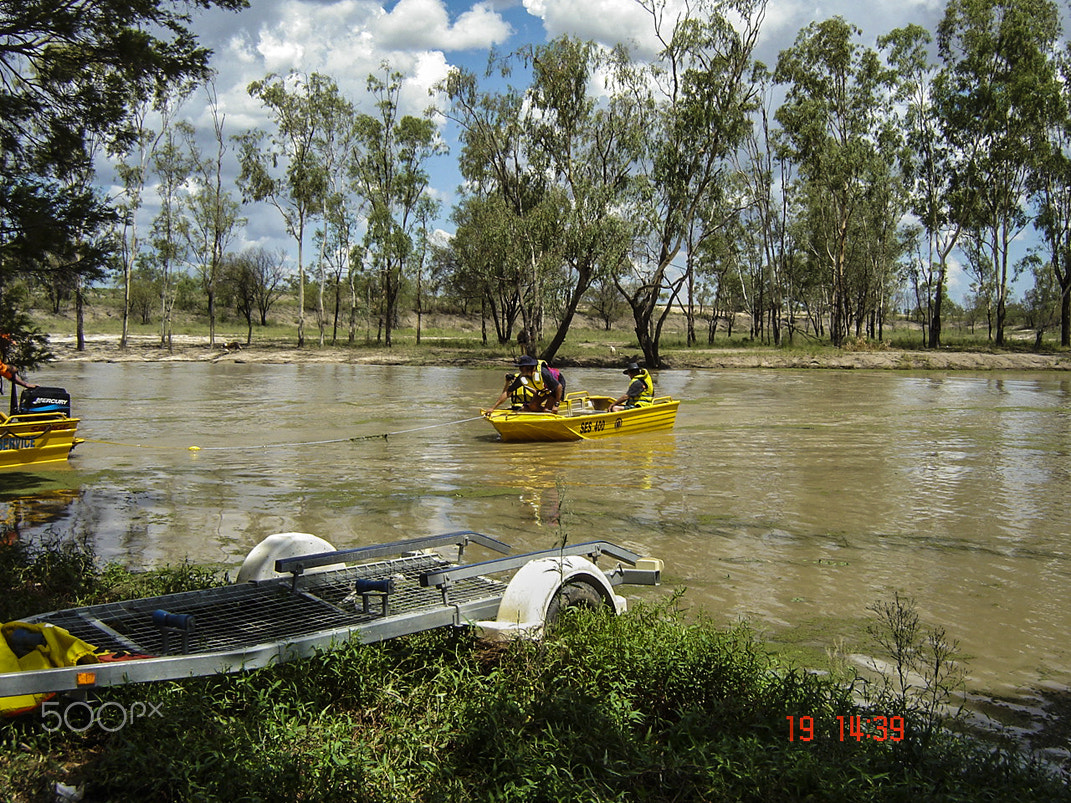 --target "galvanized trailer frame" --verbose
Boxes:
[0,532,660,698]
